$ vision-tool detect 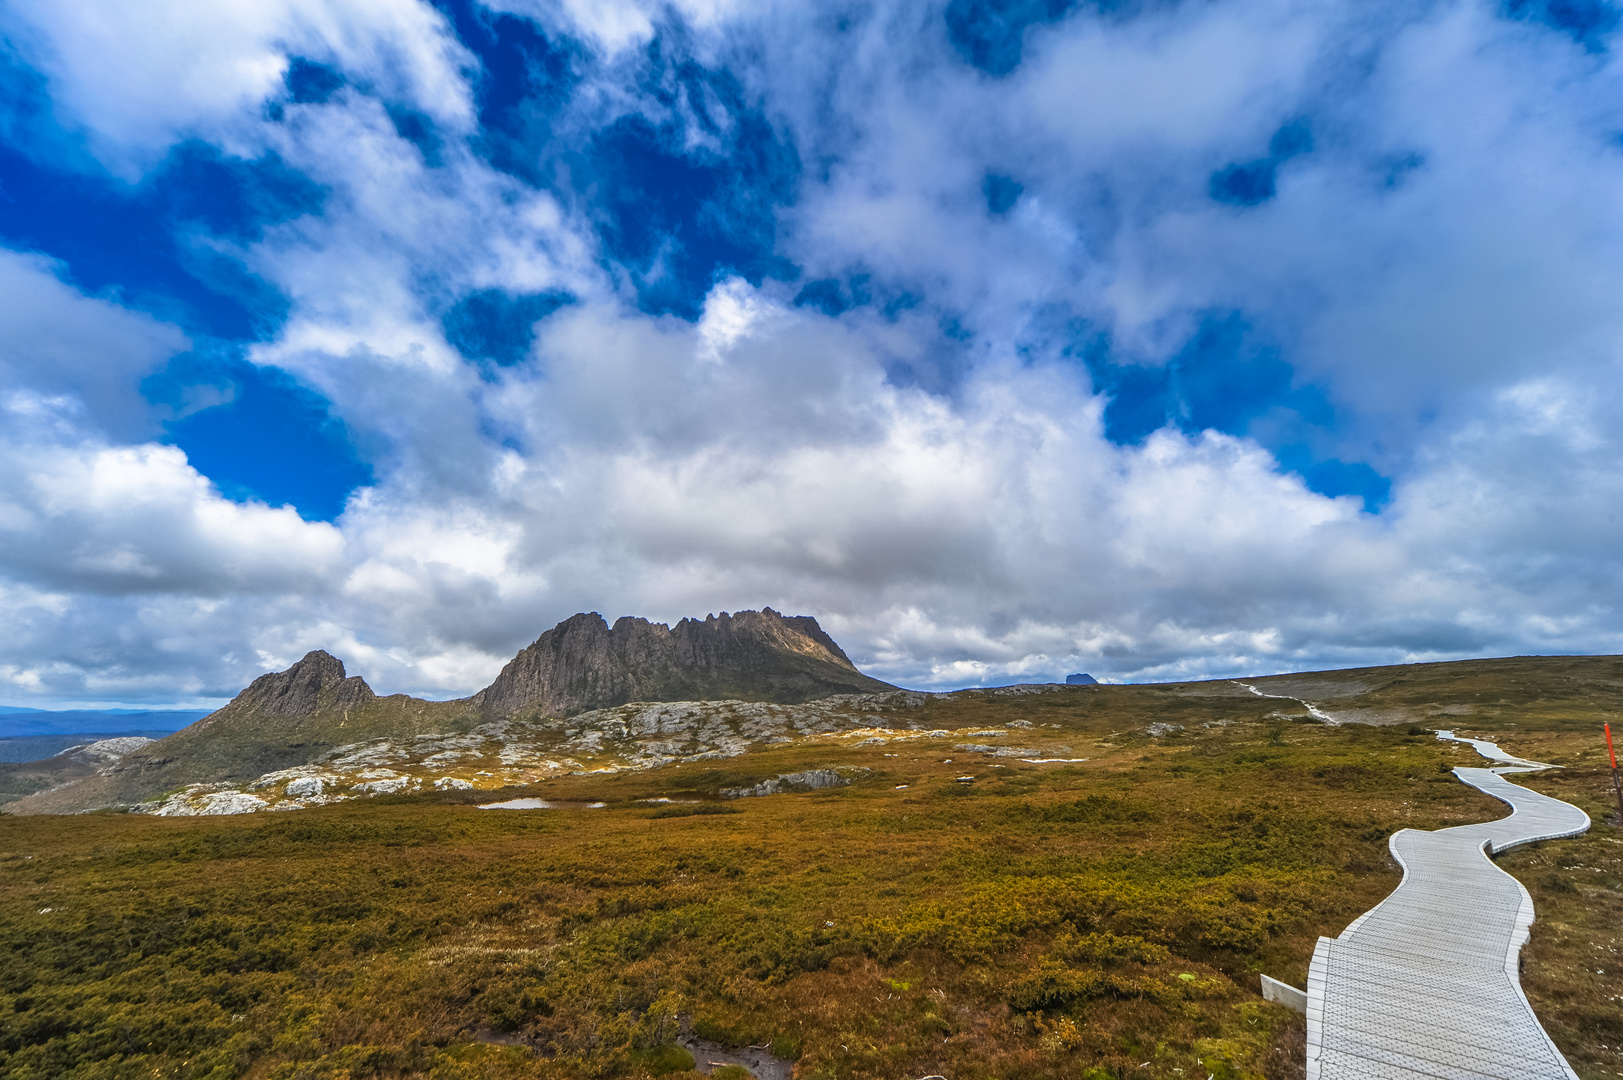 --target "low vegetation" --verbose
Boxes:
[1498,767,1623,1080]
[3,658,1620,1080]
